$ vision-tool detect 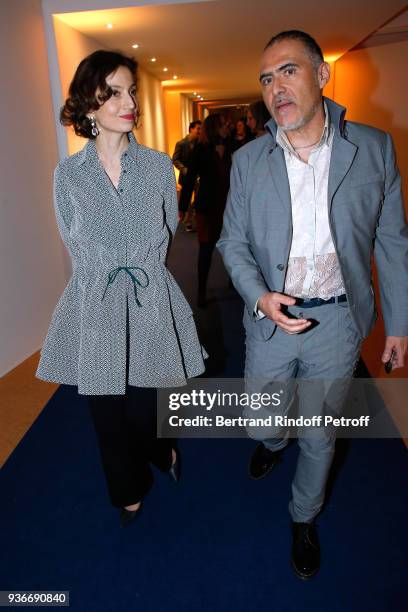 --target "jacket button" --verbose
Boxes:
[277,264,285,271]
